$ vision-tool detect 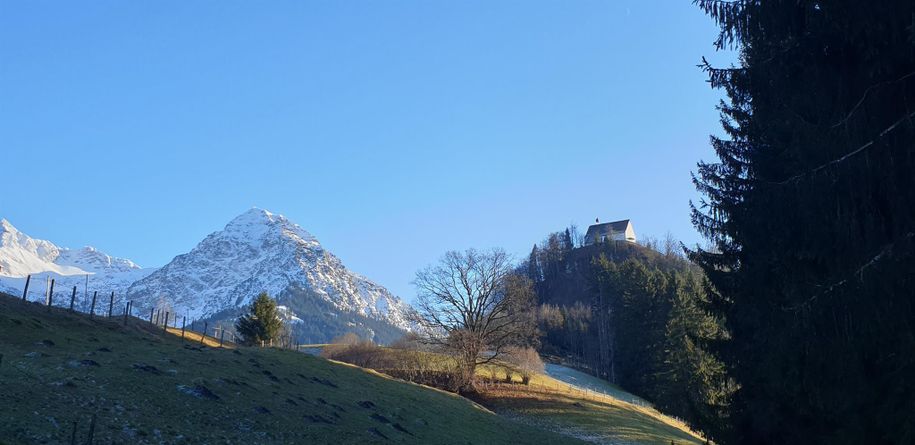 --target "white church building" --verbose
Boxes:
[583,219,637,245]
